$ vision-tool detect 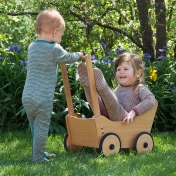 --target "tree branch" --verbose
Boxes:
[95,21,144,50]
[0,11,39,16]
